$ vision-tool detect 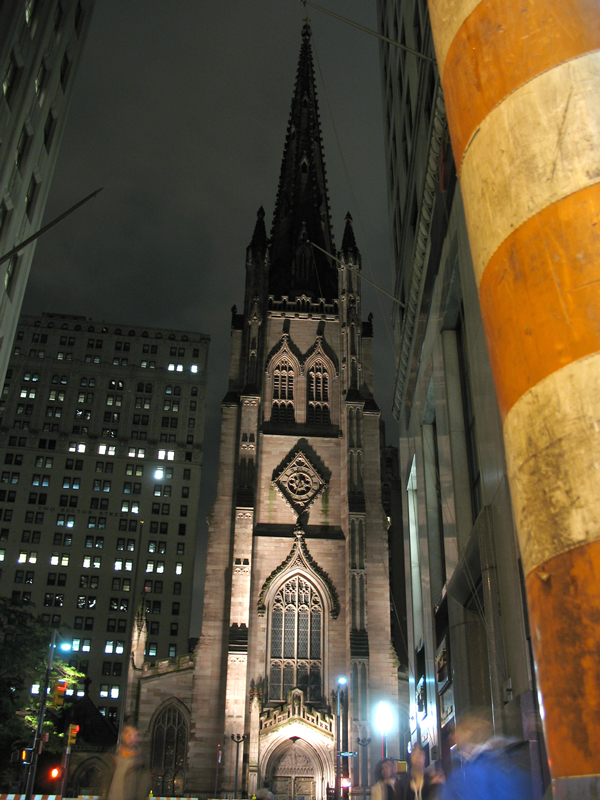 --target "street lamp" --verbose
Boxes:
[356,737,371,800]
[336,677,347,800]
[25,631,71,800]
[231,733,247,798]
[375,701,393,759]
